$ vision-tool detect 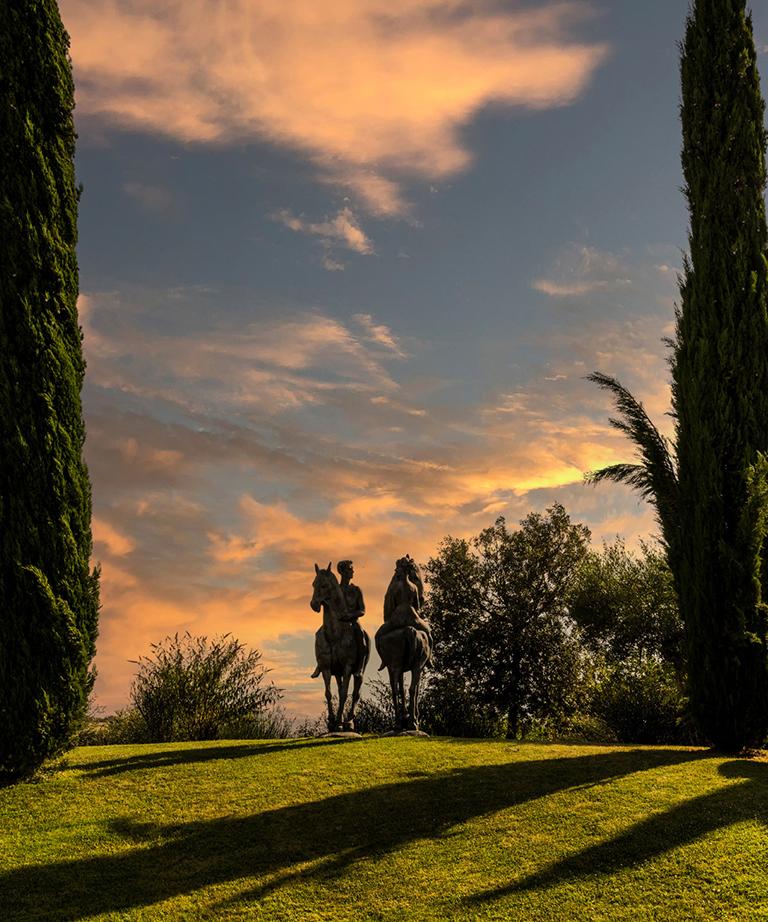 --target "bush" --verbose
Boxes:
[353,679,395,735]
[420,676,506,739]
[130,633,281,742]
[591,655,687,744]
[554,713,618,744]
[100,708,152,745]
[219,707,295,740]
